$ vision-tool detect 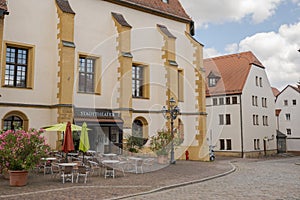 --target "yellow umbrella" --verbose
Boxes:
[79,122,90,162]
[43,123,88,131]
